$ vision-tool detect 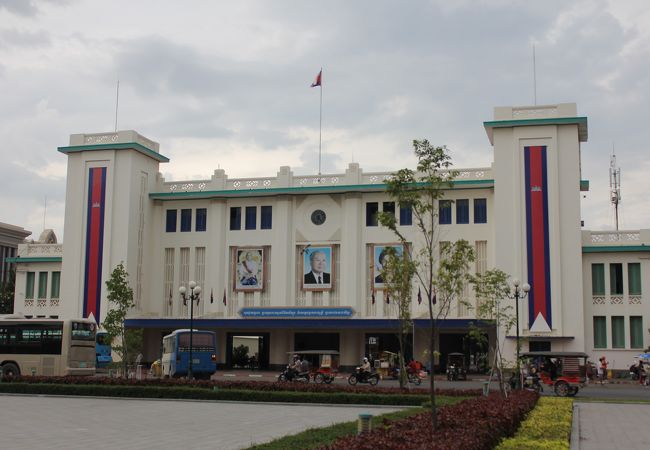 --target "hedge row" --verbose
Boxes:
[3,375,479,397]
[497,397,573,449]
[318,390,539,449]
[0,382,433,406]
